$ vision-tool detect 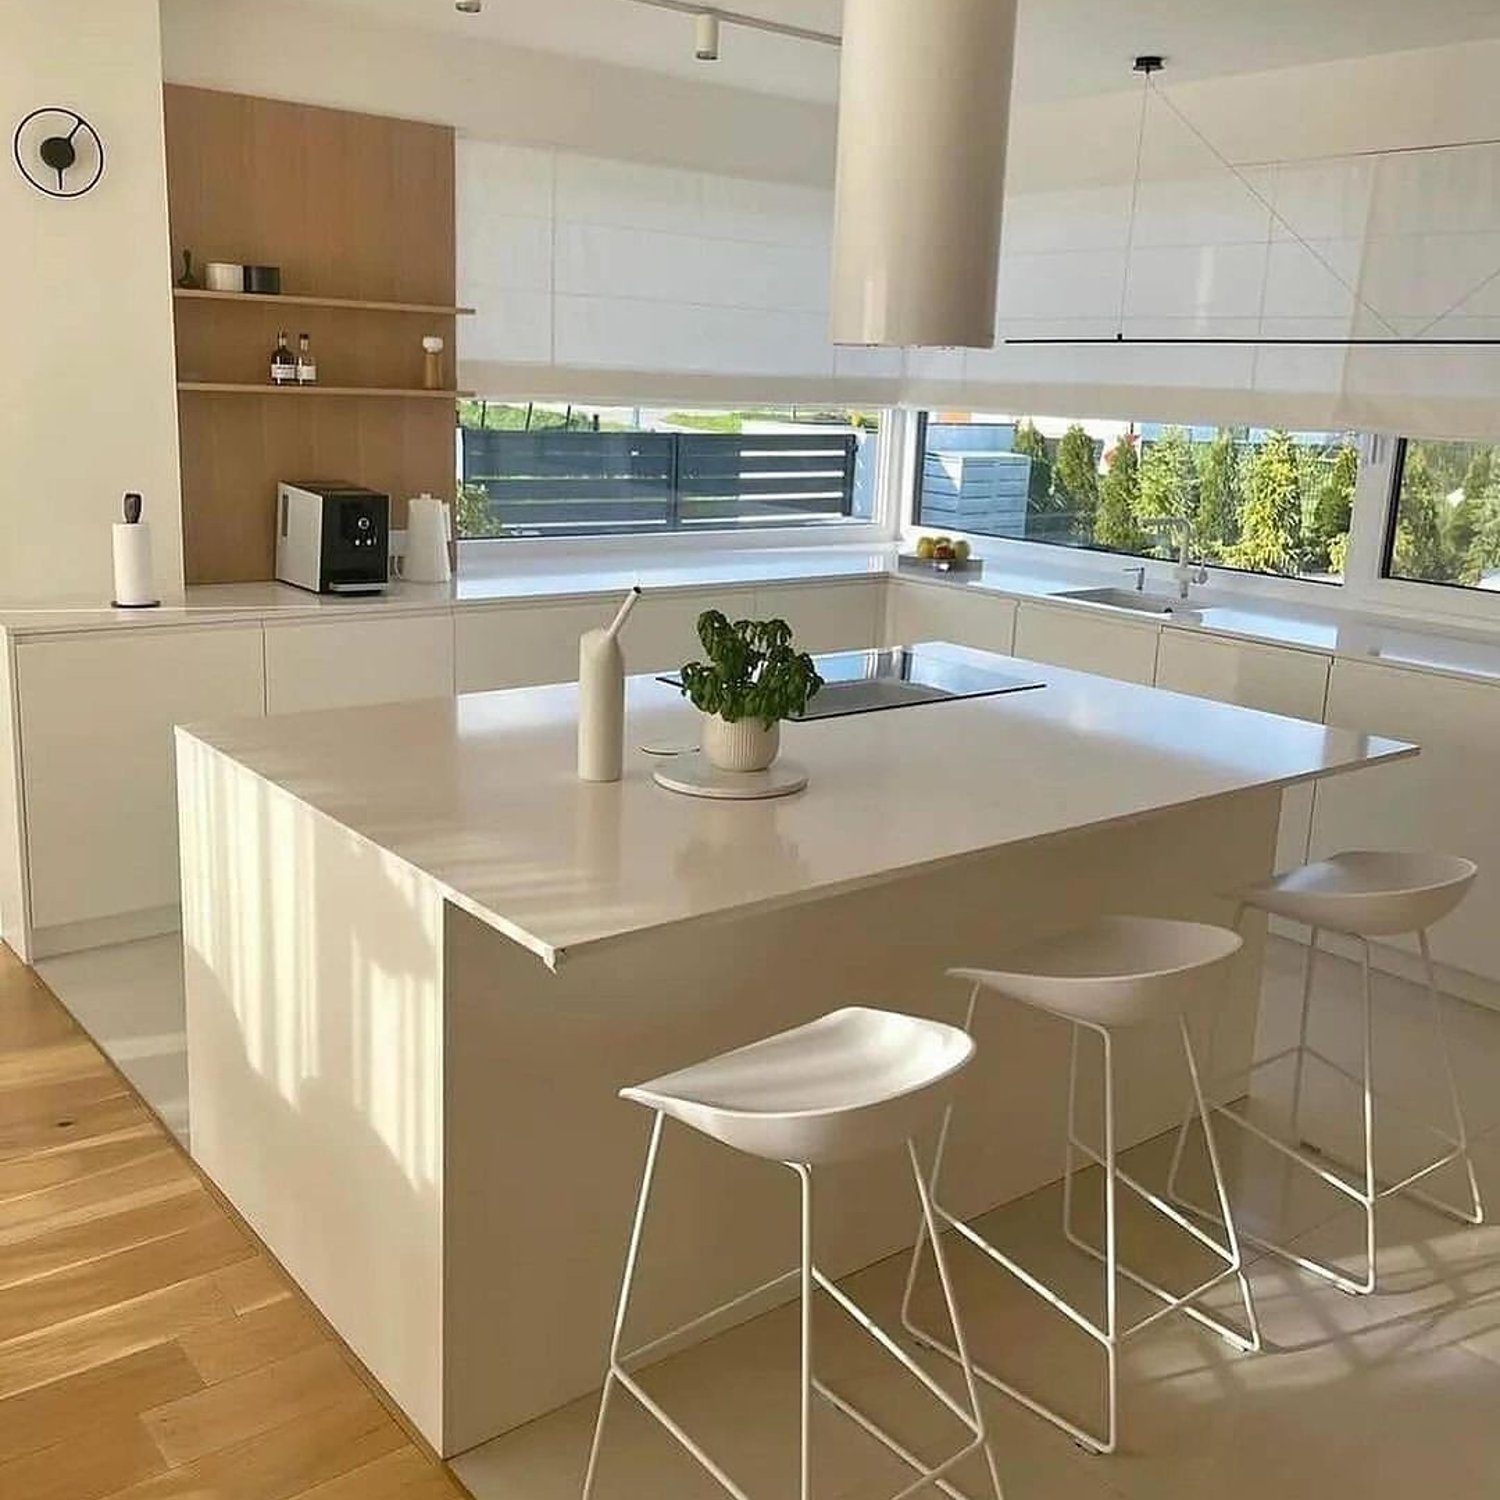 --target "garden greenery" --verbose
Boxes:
[679,611,824,728]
